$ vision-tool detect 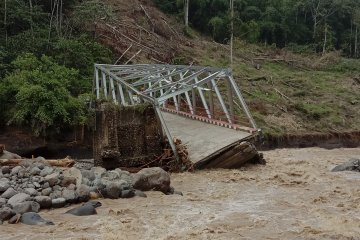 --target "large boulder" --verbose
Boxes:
[0,207,15,221]
[103,182,122,199]
[34,196,52,209]
[332,158,360,172]
[63,167,82,188]
[76,184,90,202]
[132,167,171,194]
[44,172,60,187]
[62,188,77,203]
[10,166,22,175]
[1,188,17,199]
[24,188,38,196]
[52,198,66,208]
[0,178,10,192]
[8,193,31,206]
[13,201,40,214]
